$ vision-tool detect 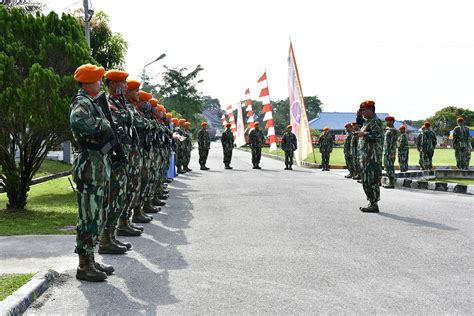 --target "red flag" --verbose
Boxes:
[257,72,267,83]
[259,87,269,98]
[245,88,250,94]
[262,103,272,113]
